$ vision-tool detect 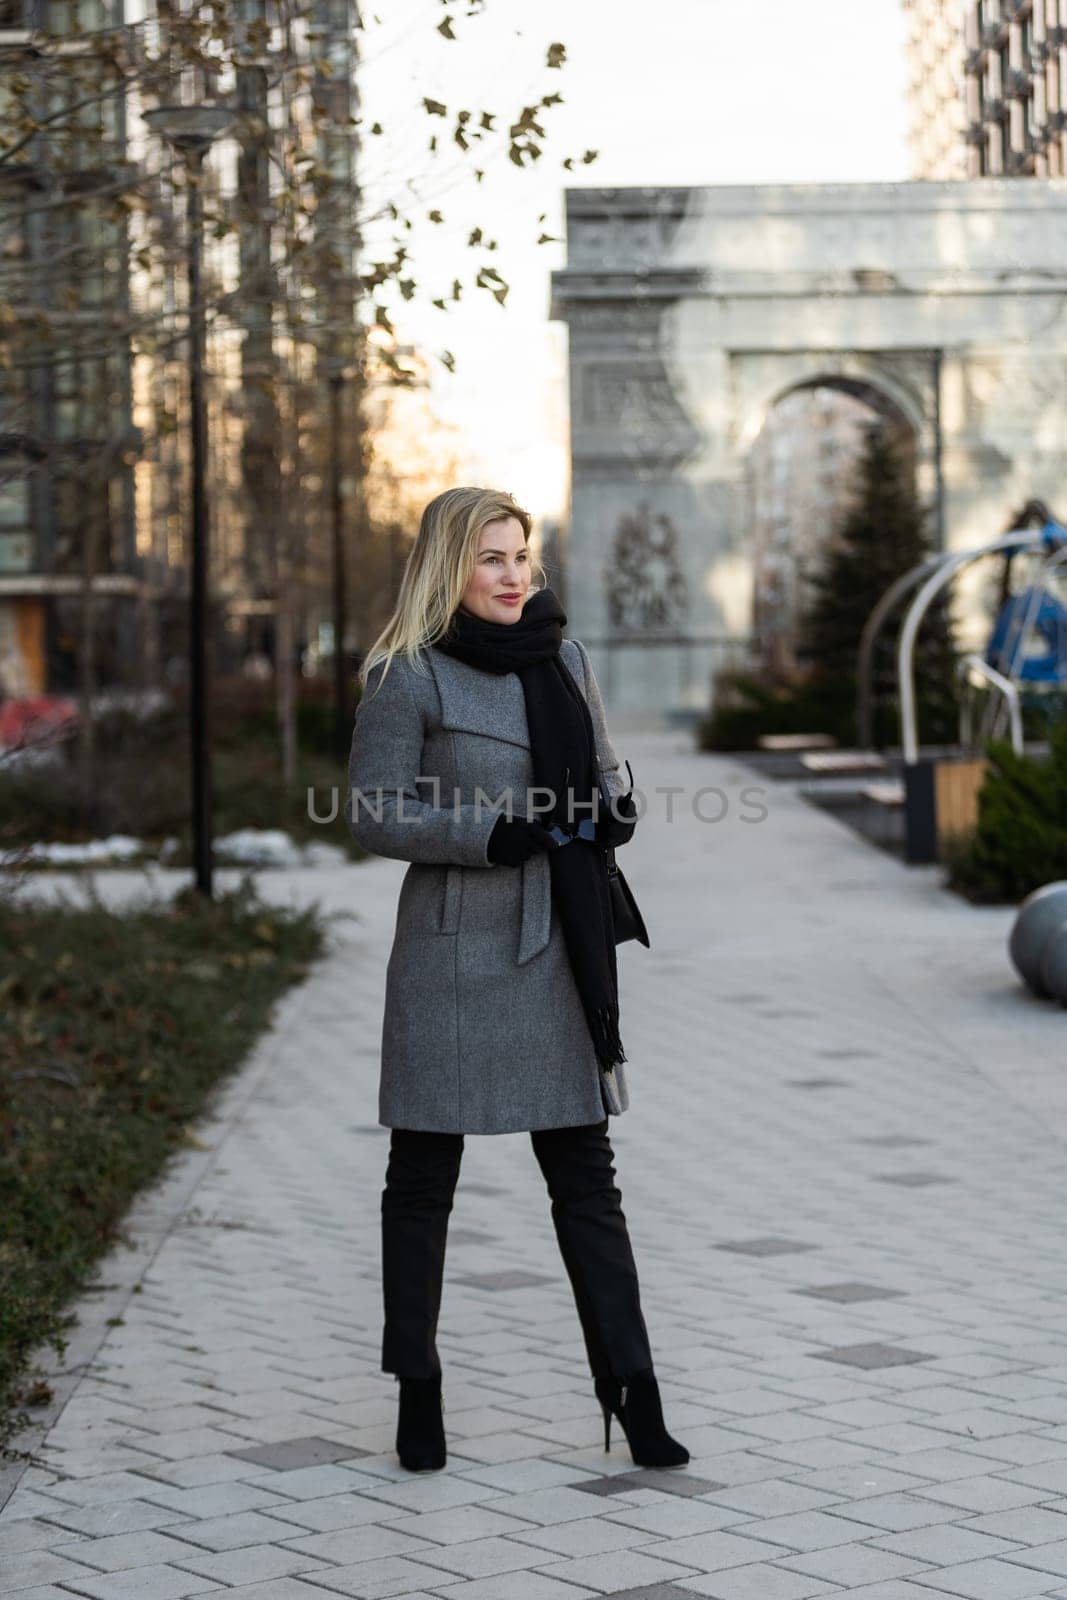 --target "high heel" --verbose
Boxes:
[594,1368,689,1468]
[396,1373,446,1471]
